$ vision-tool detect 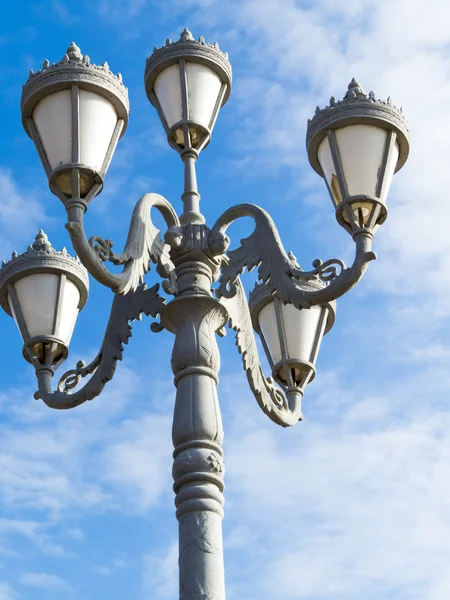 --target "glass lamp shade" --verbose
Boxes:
[249,284,335,389]
[21,43,129,201]
[8,273,80,347]
[317,124,400,223]
[259,303,327,366]
[32,89,119,196]
[0,231,89,368]
[153,62,223,147]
